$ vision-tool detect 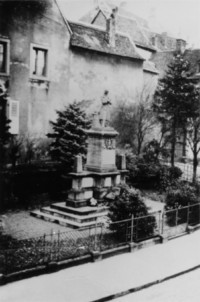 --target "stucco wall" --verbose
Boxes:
[0,0,71,136]
[143,71,158,95]
[68,48,144,113]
